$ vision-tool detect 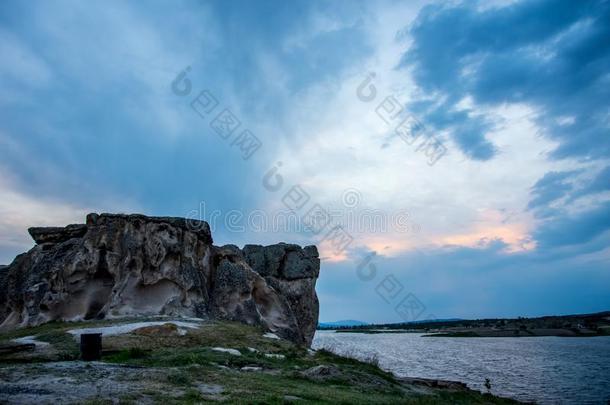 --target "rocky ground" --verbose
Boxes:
[0,318,519,404]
